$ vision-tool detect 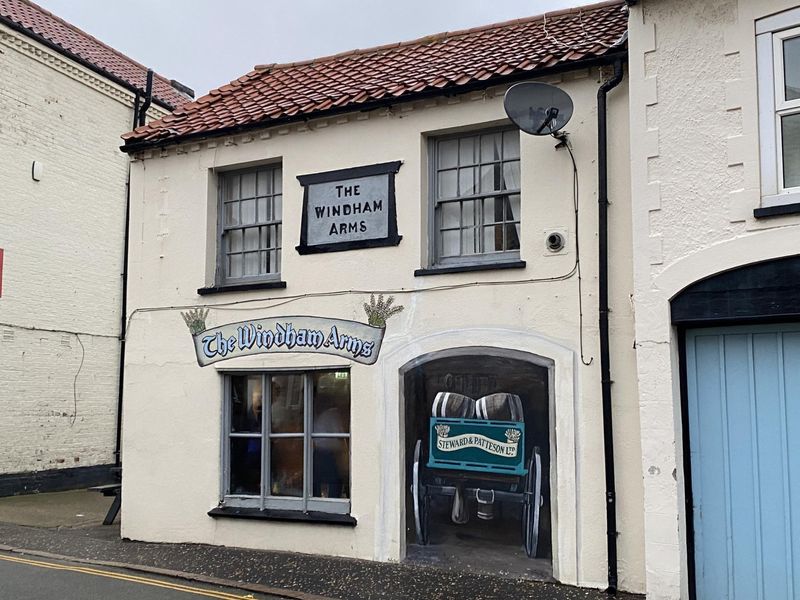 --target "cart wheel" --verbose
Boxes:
[412,439,428,545]
[523,447,543,558]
